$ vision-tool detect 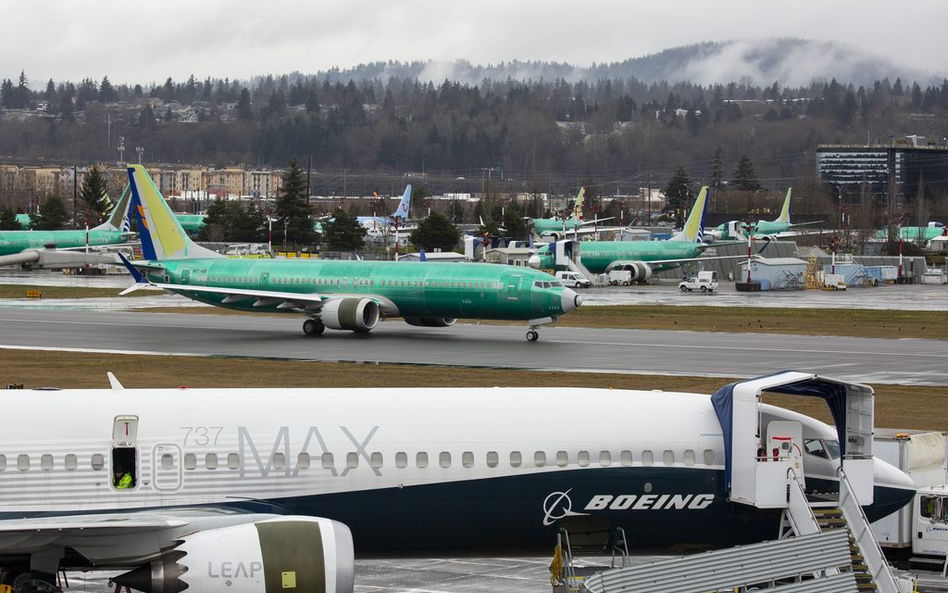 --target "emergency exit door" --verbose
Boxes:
[111,416,139,491]
[153,444,183,492]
